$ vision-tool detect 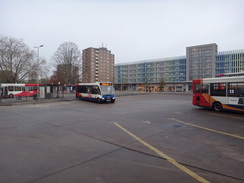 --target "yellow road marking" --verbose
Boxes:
[207,113,244,120]
[175,112,184,114]
[113,122,210,183]
[142,120,151,124]
[169,118,244,140]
